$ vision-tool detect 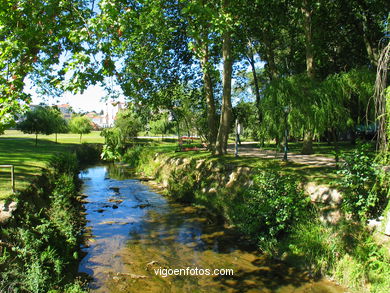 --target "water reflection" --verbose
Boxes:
[79,165,345,293]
